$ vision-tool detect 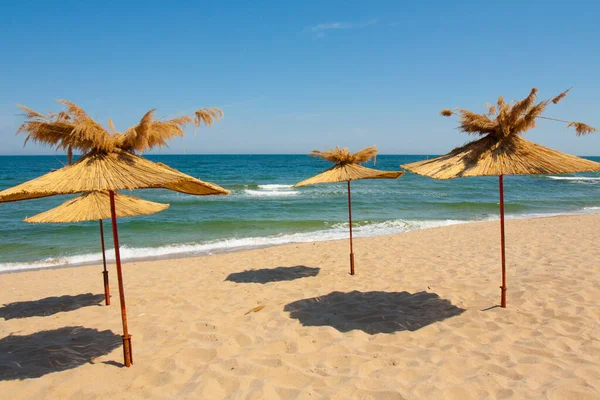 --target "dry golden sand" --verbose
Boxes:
[1,214,599,399]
